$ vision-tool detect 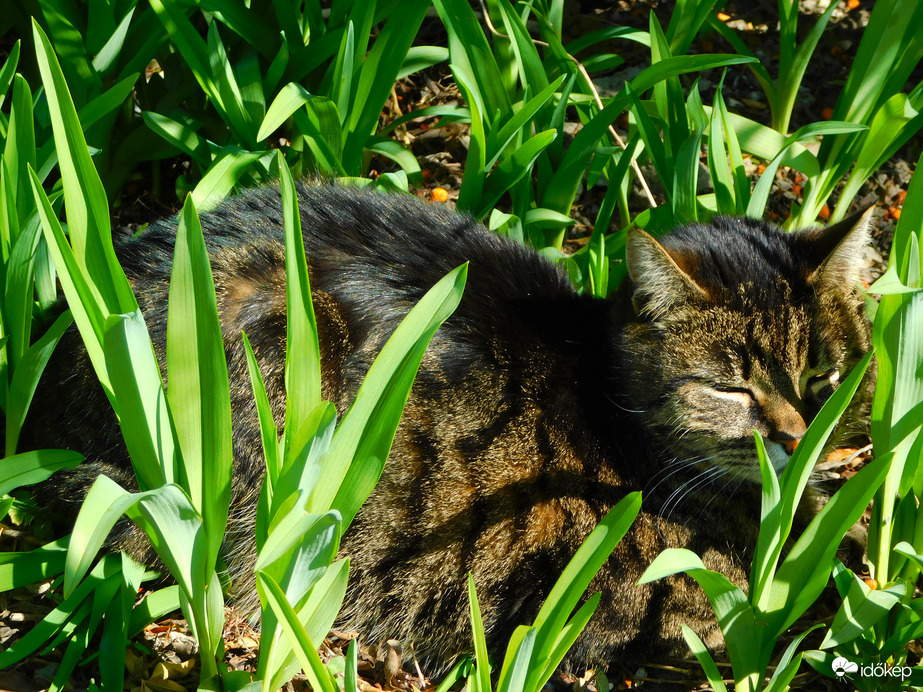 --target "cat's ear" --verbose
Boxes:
[804,205,875,288]
[625,228,708,319]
